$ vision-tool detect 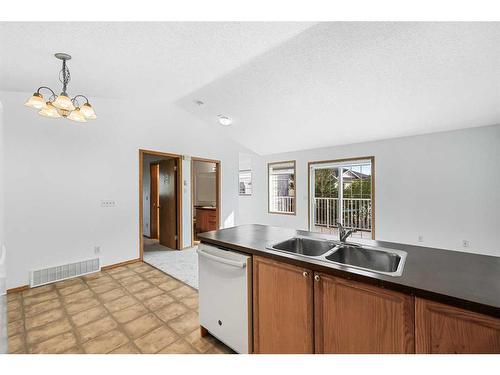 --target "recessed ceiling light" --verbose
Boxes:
[218,115,232,126]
